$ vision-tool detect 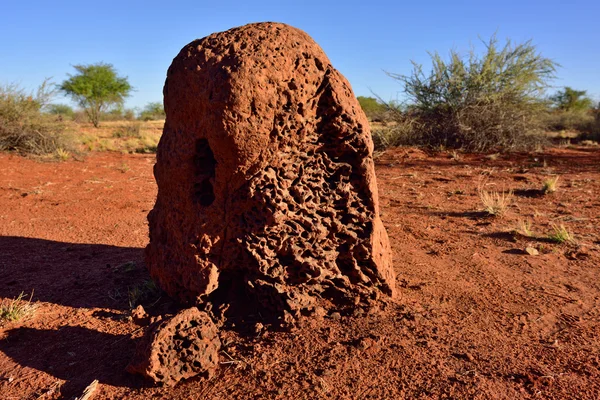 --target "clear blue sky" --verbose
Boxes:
[2,0,598,111]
